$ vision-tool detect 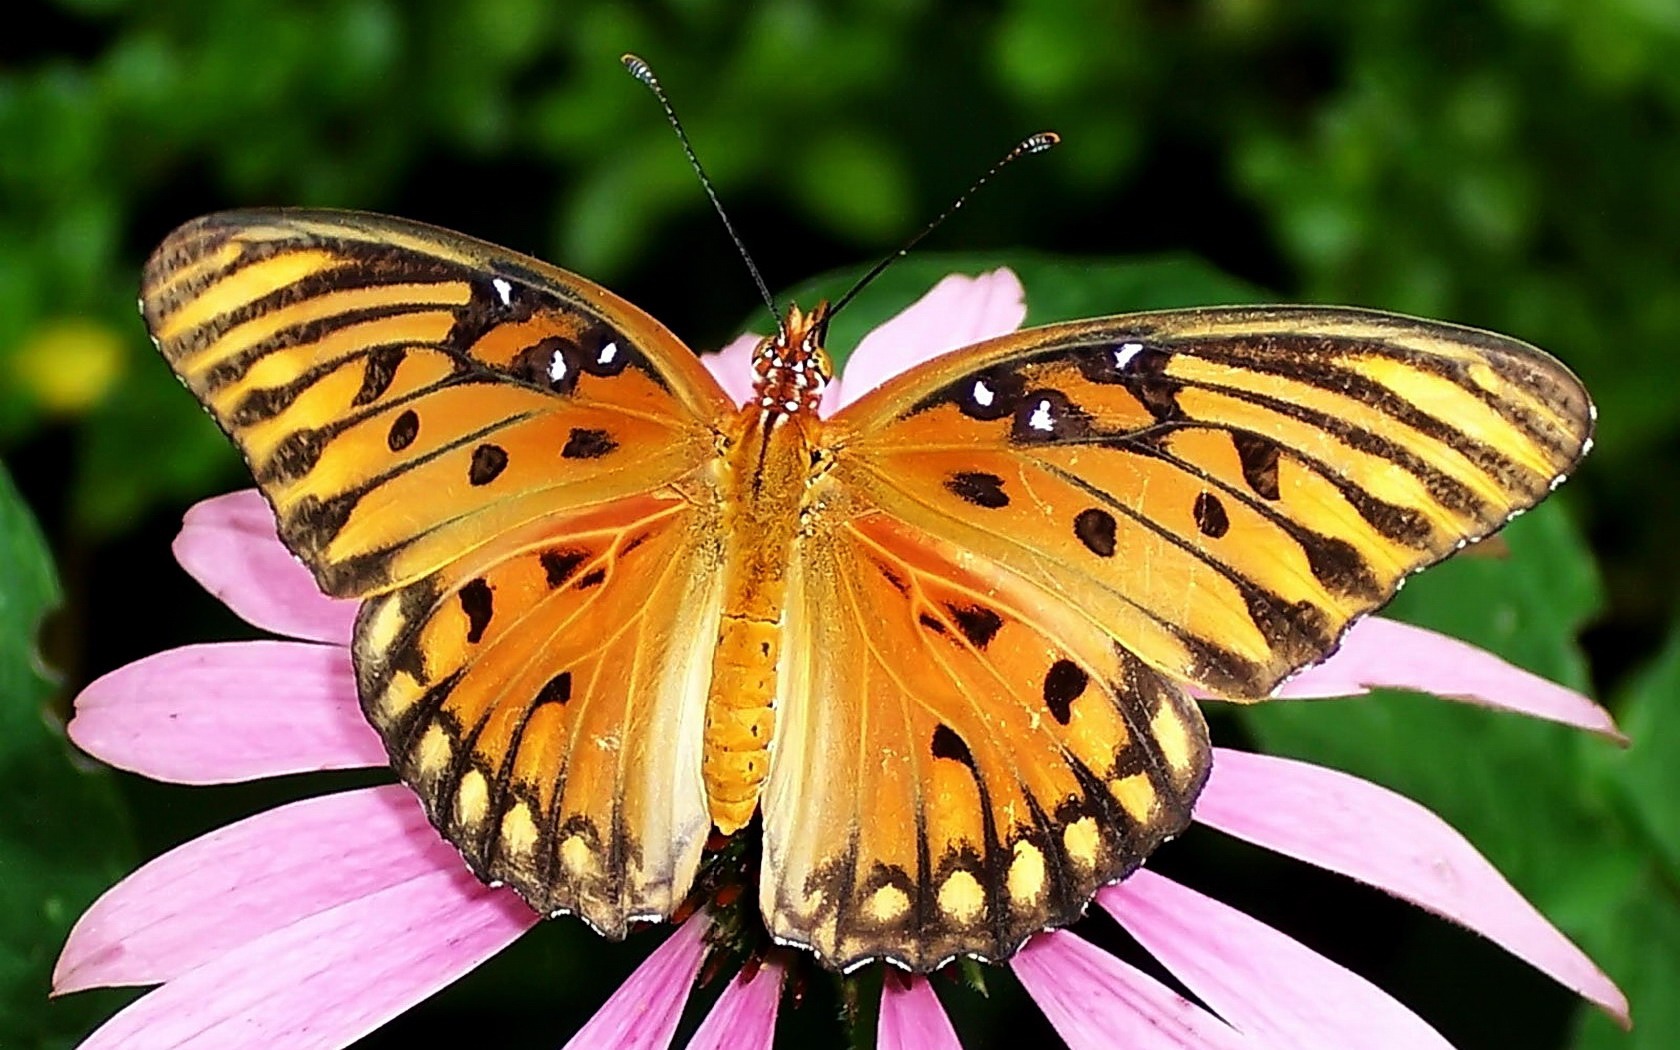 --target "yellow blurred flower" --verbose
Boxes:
[11,318,128,414]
